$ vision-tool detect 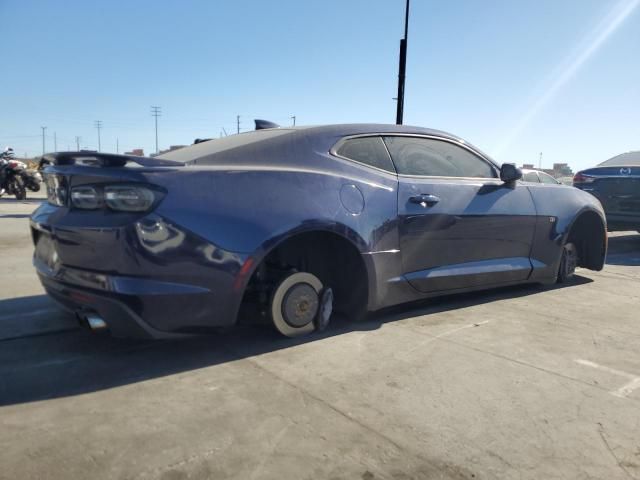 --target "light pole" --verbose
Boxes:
[94,120,103,152]
[151,106,161,153]
[395,0,410,125]
[40,126,47,155]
